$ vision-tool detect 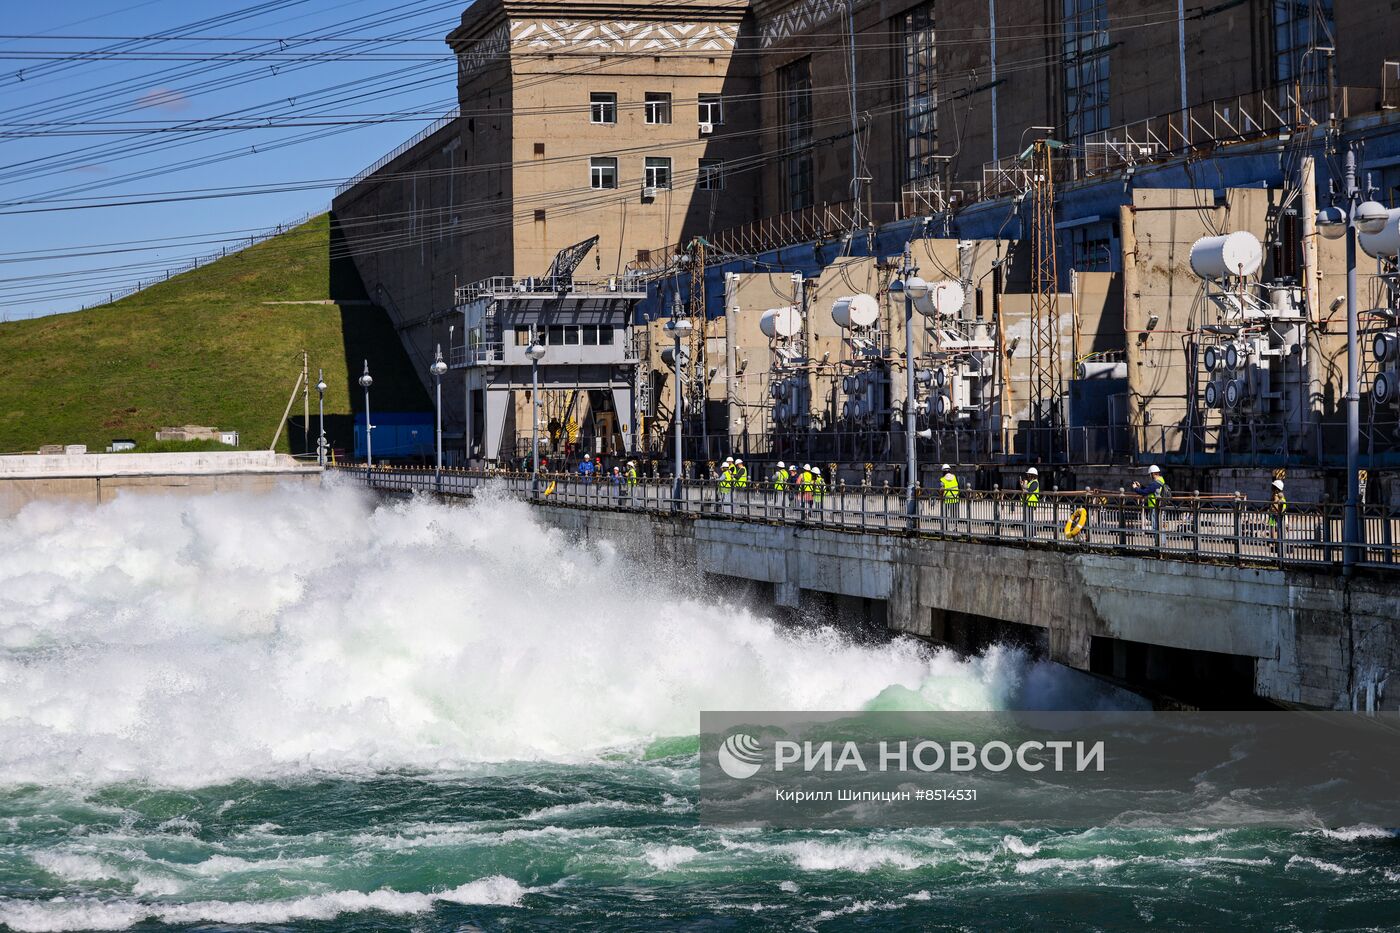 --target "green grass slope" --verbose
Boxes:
[0,214,428,454]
